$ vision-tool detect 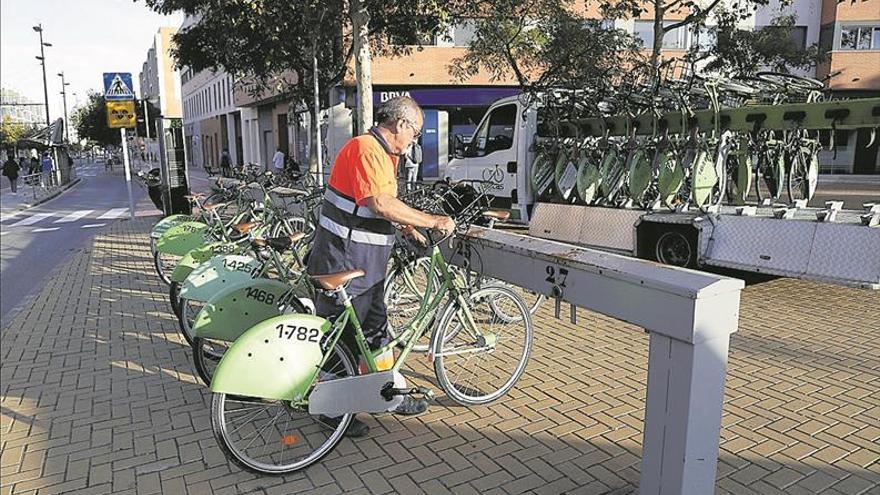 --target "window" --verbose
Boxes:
[840,26,879,50]
[467,104,516,157]
[694,26,716,52]
[453,20,477,46]
[789,26,807,50]
[633,21,688,49]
